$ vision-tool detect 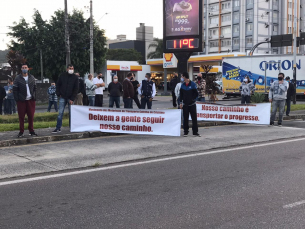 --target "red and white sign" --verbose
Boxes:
[194,103,271,125]
[71,106,181,136]
[120,65,131,71]
[163,53,178,68]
